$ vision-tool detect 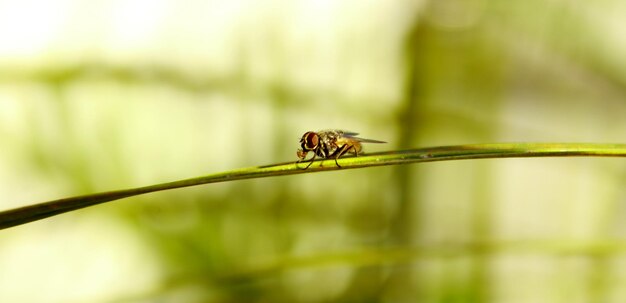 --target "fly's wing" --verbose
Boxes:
[341,132,386,144]
[339,130,360,136]
[352,137,386,143]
